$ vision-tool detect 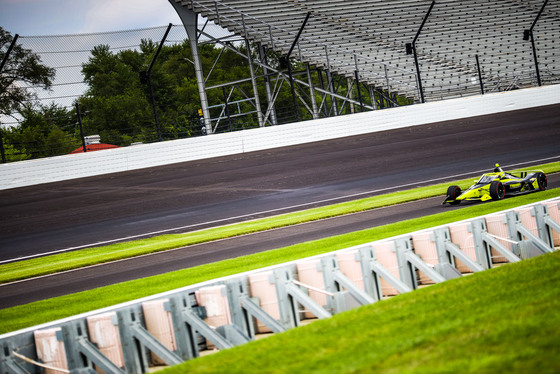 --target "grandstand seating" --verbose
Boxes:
[173,0,559,102]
